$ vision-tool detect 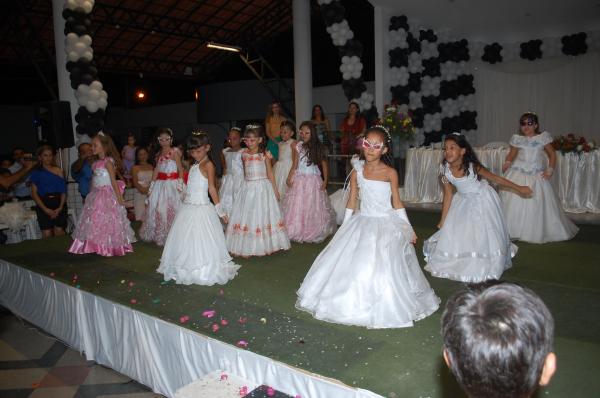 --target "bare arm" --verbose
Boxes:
[265,153,279,201]
[265,118,275,141]
[173,149,184,179]
[286,142,299,187]
[205,162,220,205]
[132,166,147,194]
[438,178,454,228]
[320,158,329,190]
[105,160,125,205]
[542,143,556,180]
[220,150,227,175]
[477,165,532,197]
[31,183,52,216]
[0,162,35,190]
[345,170,358,210]
[502,146,519,173]
[389,169,404,210]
